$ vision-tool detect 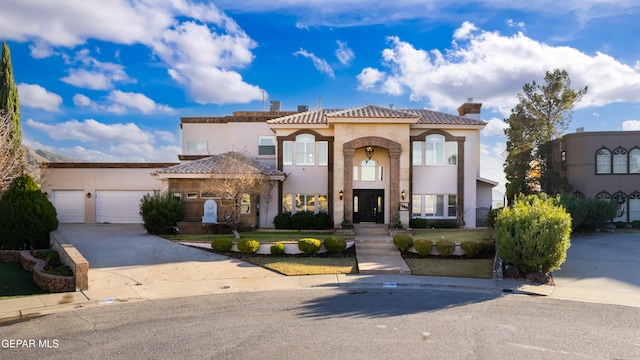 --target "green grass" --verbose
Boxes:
[412,229,492,243]
[0,262,47,299]
[163,231,348,243]
[404,258,493,278]
[237,256,358,275]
